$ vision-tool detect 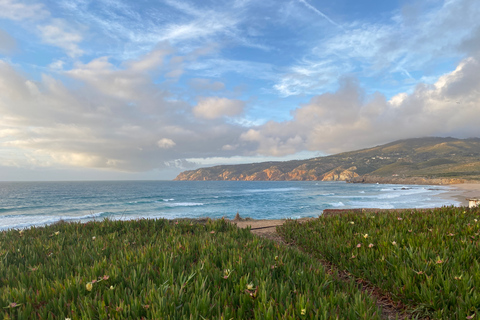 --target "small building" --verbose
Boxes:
[467,198,480,208]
